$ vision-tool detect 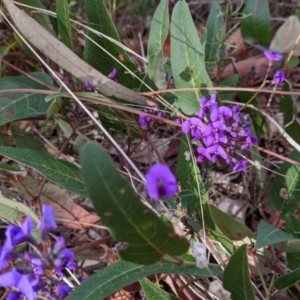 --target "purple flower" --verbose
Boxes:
[272,71,285,84]
[139,114,153,129]
[197,147,211,162]
[145,164,178,201]
[6,216,35,246]
[263,50,282,62]
[207,144,228,163]
[0,235,14,269]
[7,291,22,300]
[182,117,203,139]
[38,205,57,239]
[0,268,36,300]
[108,68,118,82]
[56,282,72,299]
[233,160,248,172]
[85,81,94,90]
